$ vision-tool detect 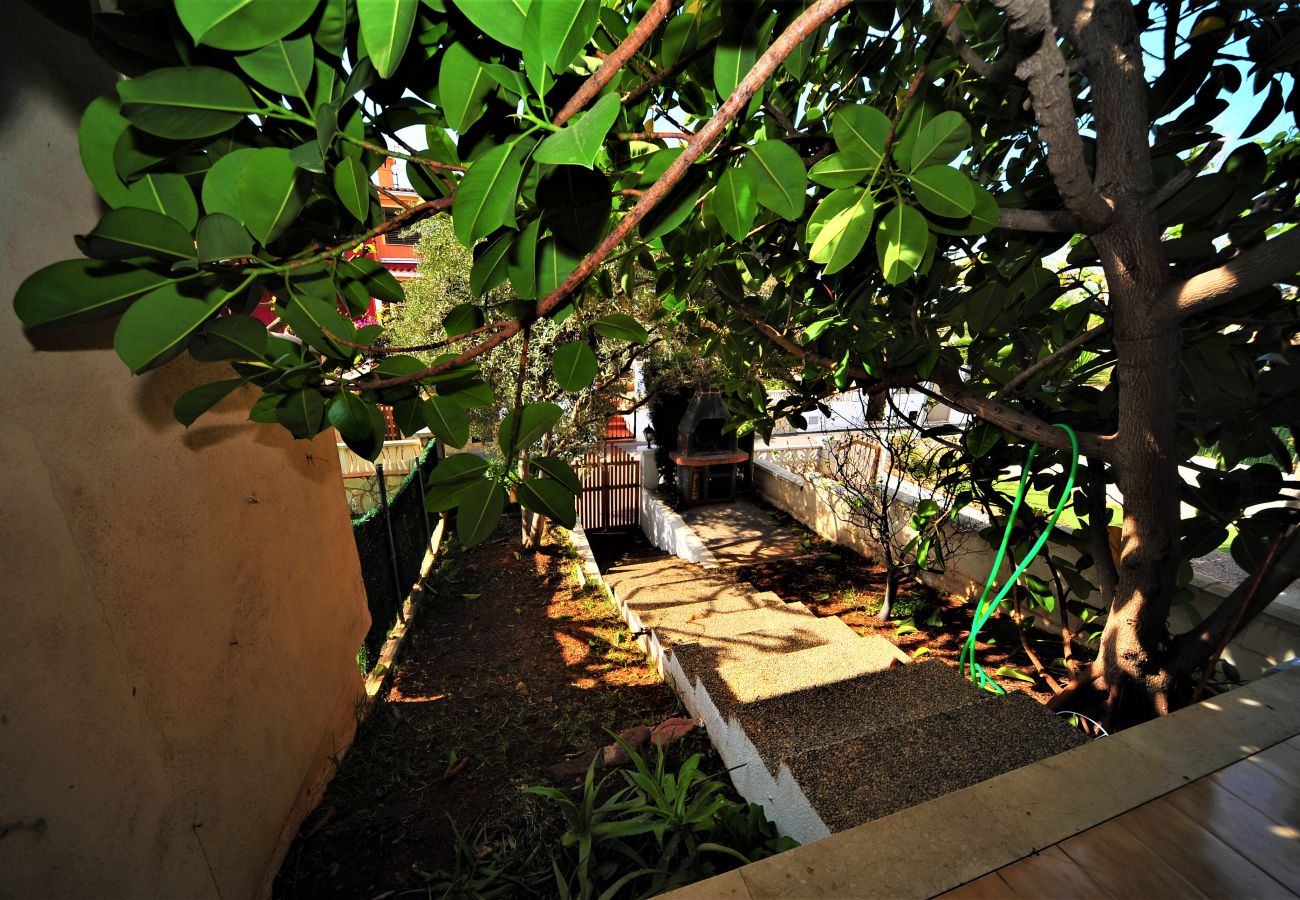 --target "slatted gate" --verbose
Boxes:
[576,441,641,530]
